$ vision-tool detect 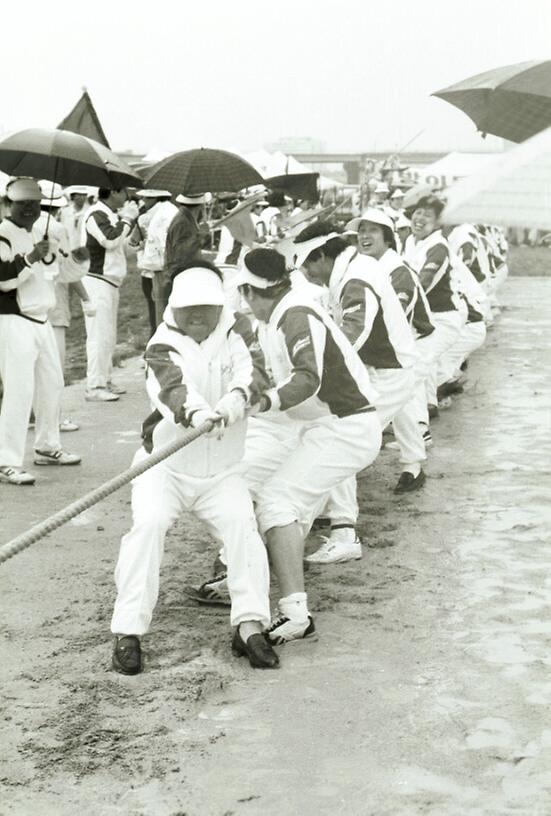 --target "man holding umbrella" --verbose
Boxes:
[0,177,81,485]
